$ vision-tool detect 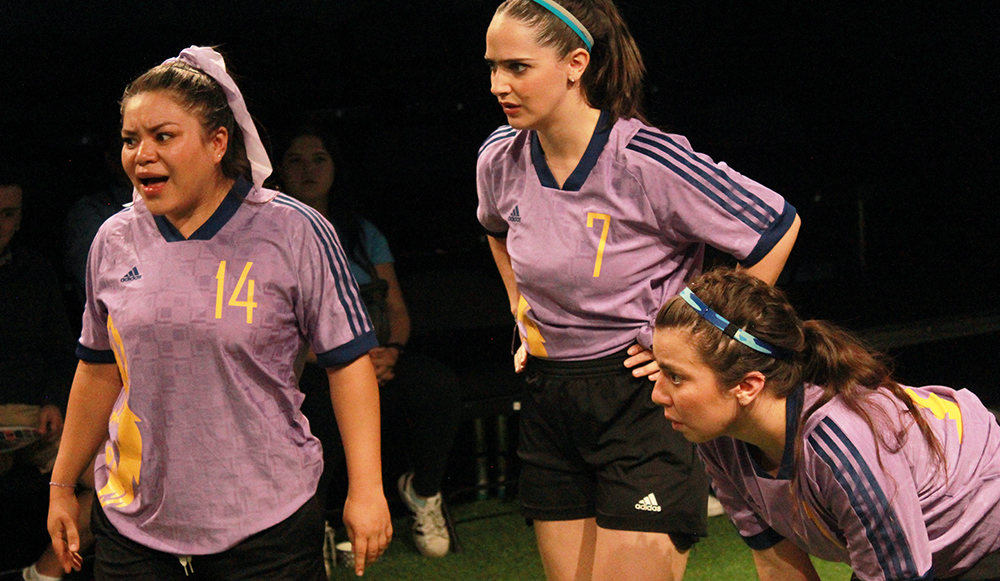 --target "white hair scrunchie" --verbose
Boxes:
[167,46,274,202]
